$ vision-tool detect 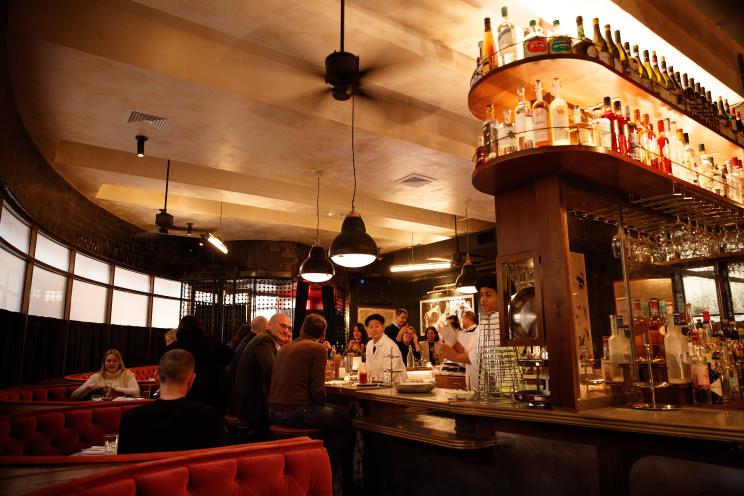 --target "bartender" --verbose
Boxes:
[364,313,408,383]
[439,273,499,391]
